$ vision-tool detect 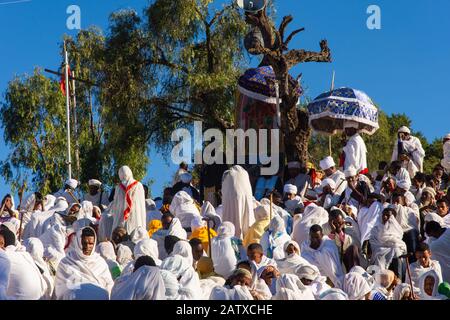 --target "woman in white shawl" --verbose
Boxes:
[23,237,54,299]
[211,222,244,279]
[319,288,349,300]
[221,165,255,238]
[295,264,331,299]
[111,265,166,300]
[152,214,187,260]
[116,244,134,269]
[55,226,113,300]
[291,204,328,246]
[343,272,372,300]
[110,166,147,236]
[369,208,407,269]
[130,226,150,244]
[121,238,162,277]
[418,269,446,300]
[38,223,67,272]
[161,254,202,300]
[160,269,182,300]
[276,240,311,274]
[2,232,48,300]
[358,198,383,246]
[272,274,315,300]
[169,191,201,230]
[170,240,194,267]
[260,215,291,260]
